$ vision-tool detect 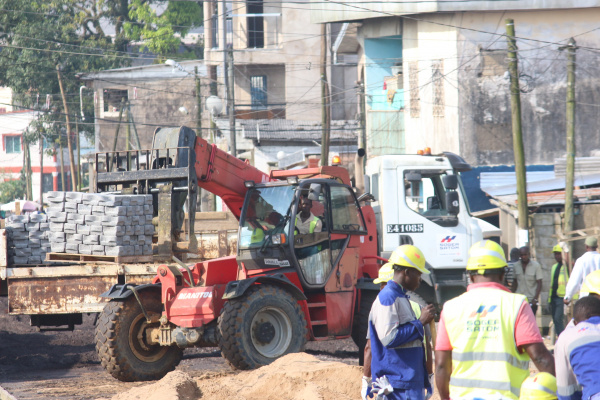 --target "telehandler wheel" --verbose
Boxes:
[95,294,183,382]
[217,284,307,370]
[351,290,378,366]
